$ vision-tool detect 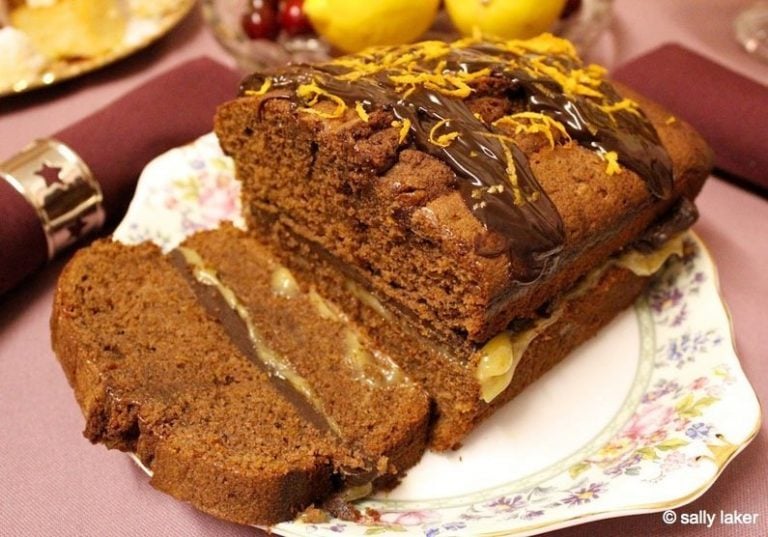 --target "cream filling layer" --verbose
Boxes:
[335,233,686,403]
[270,265,301,298]
[615,233,685,276]
[475,233,686,402]
[269,259,407,388]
